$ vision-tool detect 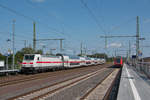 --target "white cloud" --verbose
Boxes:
[39,43,46,46]
[32,0,46,3]
[131,44,136,48]
[108,43,122,48]
[143,18,150,24]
